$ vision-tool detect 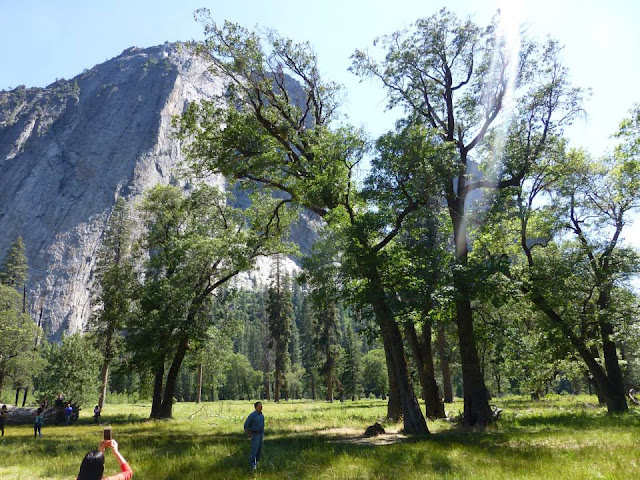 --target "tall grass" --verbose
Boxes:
[0,395,638,479]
